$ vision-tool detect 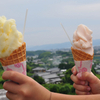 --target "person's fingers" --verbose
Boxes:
[6,91,17,100]
[75,90,91,95]
[77,72,99,84]
[71,66,77,75]
[3,81,20,94]
[71,74,85,85]
[73,83,91,92]
[2,71,30,84]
